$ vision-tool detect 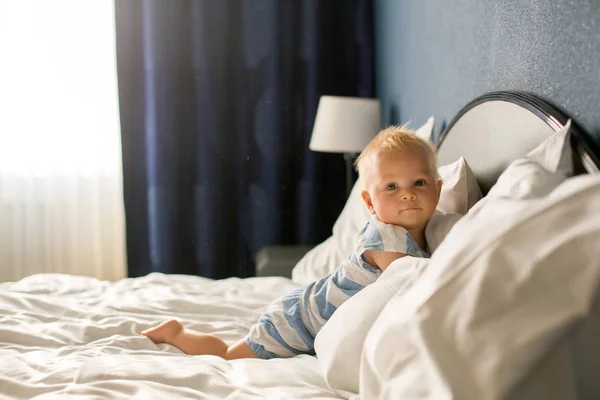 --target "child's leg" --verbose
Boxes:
[140,320,258,360]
